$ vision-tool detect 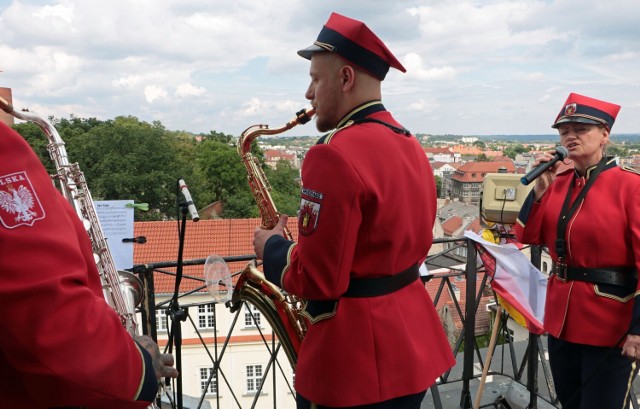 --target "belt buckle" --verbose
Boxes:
[555,261,568,283]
